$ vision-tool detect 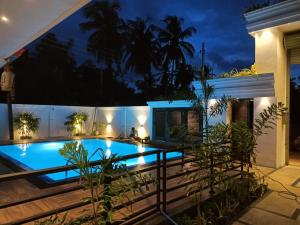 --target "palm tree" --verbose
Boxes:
[157,15,196,94]
[174,63,195,90]
[123,18,161,99]
[79,0,124,92]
